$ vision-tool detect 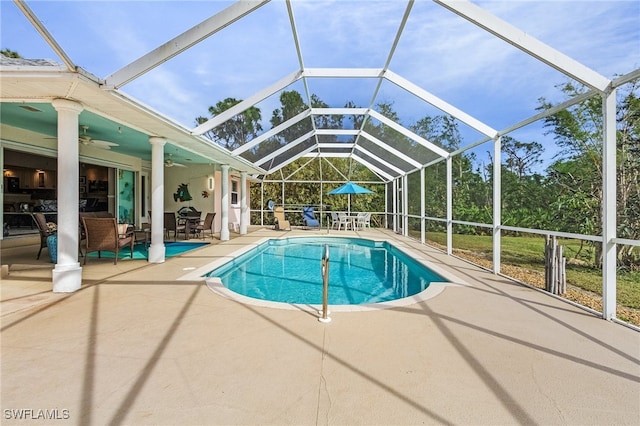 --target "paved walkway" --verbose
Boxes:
[1,227,638,425]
